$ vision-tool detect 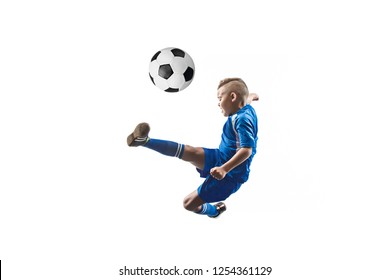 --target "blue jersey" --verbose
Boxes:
[219,104,258,182]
